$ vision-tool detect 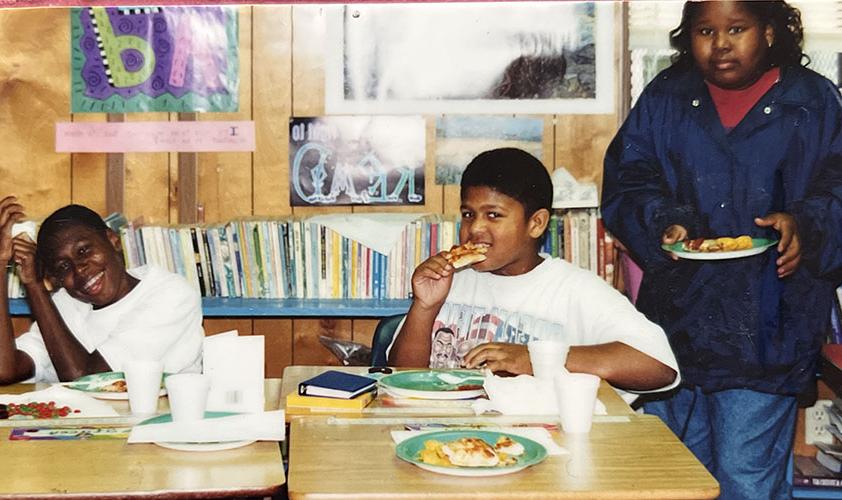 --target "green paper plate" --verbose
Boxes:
[137,411,253,452]
[661,238,777,260]
[64,371,170,400]
[395,430,547,476]
[378,370,485,400]
[137,411,238,425]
